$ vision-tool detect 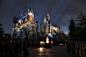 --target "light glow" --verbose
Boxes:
[40,41,44,44]
[54,28,55,29]
[28,17,33,22]
[46,36,49,43]
[28,12,33,15]
[18,20,22,25]
[40,47,43,52]
[28,12,34,19]
[47,17,49,20]
[51,41,53,44]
